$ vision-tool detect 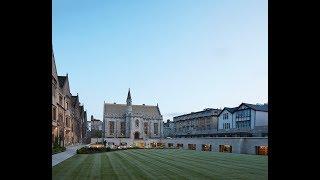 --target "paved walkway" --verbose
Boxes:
[52,144,86,167]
